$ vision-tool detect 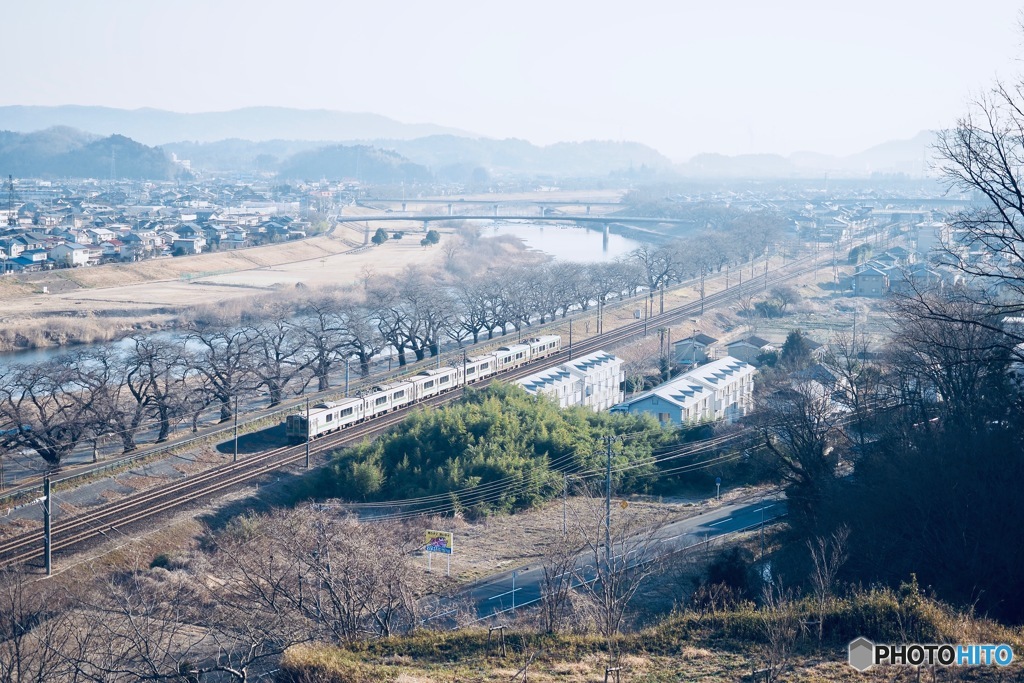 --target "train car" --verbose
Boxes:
[494,343,531,372]
[411,366,459,400]
[282,334,564,441]
[372,381,415,412]
[286,398,365,443]
[528,335,561,360]
[463,354,496,384]
[364,388,394,419]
